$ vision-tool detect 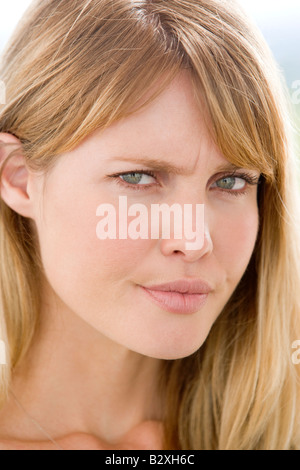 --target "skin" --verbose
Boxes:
[0,70,260,449]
